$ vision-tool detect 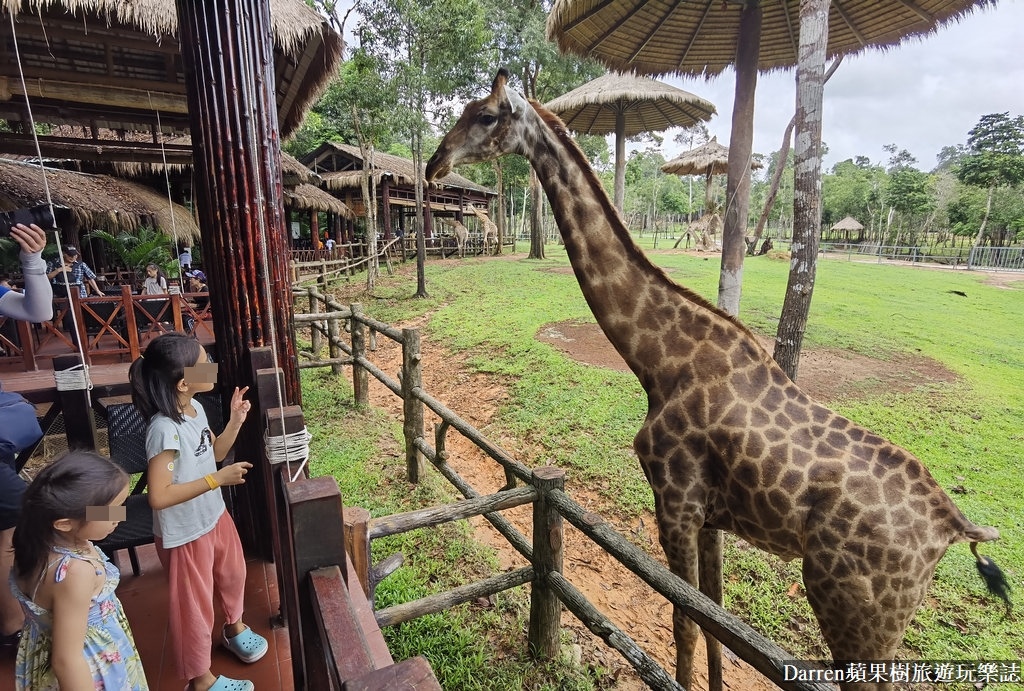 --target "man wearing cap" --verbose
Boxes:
[46,246,101,298]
